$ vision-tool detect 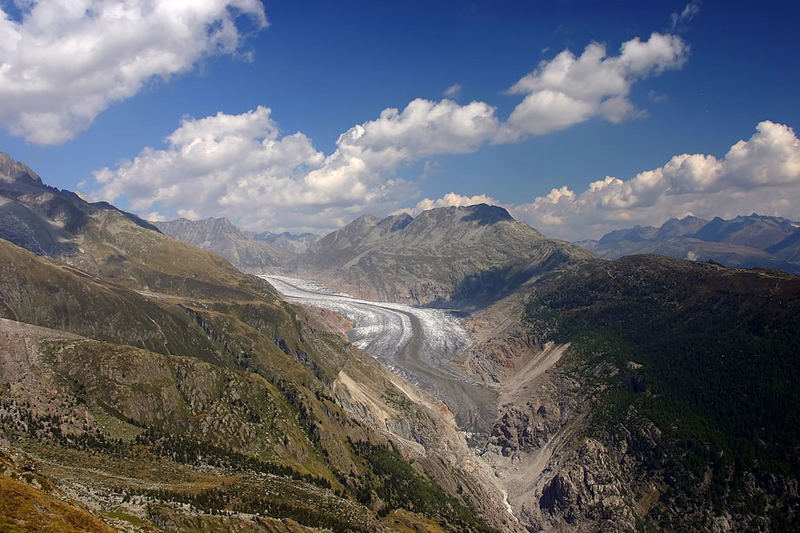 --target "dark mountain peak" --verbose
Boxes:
[460,203,514,225]
[412,203,514,228]
[599,225,657,245]
[377,212,413,232]
[0,152,42,184]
